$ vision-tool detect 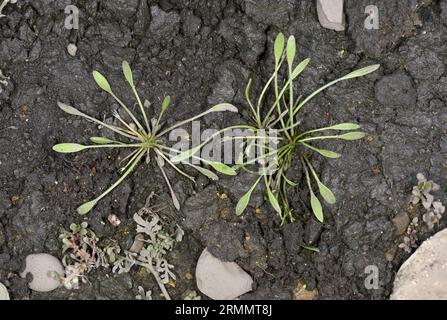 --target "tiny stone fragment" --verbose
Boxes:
[67,43,77,57]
